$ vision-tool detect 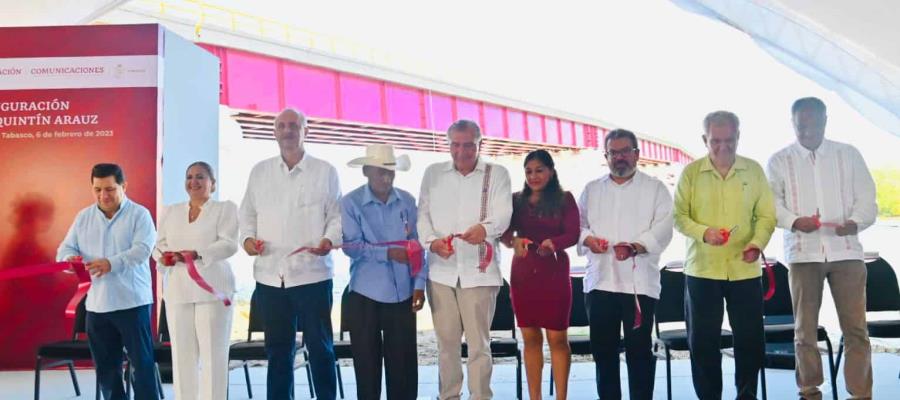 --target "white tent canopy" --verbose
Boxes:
[2,0,898,139]
[0,0,130,27]
[672,0,900,138]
